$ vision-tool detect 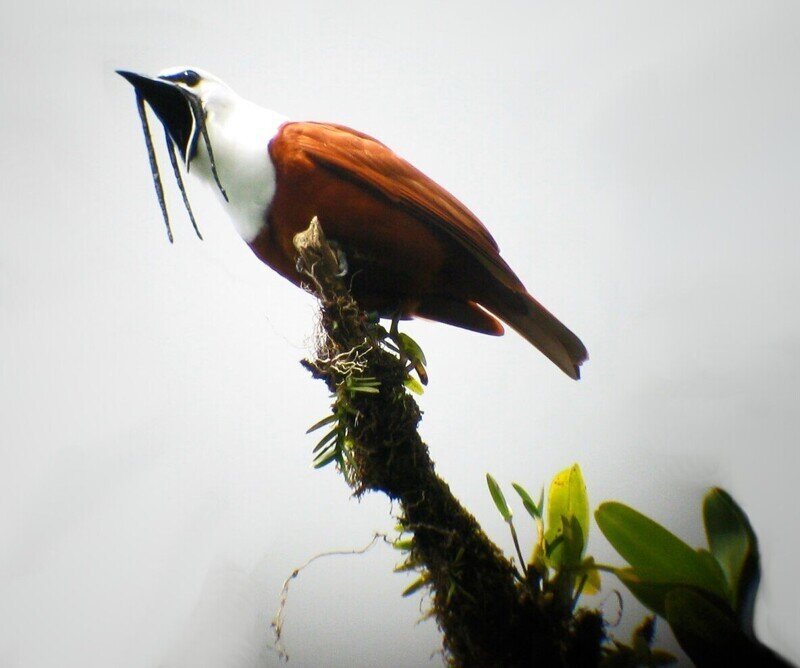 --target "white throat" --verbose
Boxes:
[189,94,286,242]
